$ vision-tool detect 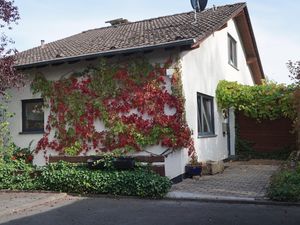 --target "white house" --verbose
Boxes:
[8,3,264,181]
